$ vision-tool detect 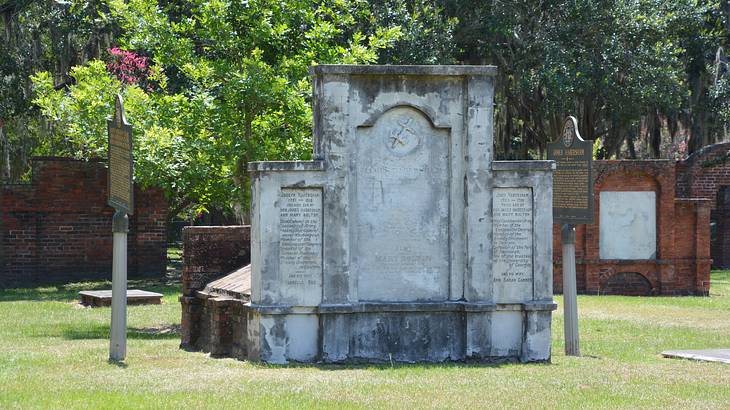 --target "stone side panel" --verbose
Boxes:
[553,160,711,296]
[0,157,167,287]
